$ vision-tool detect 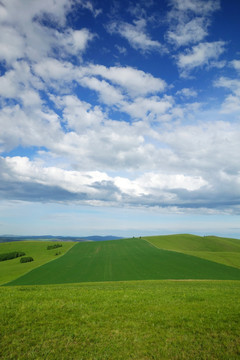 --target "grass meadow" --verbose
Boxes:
[1,280,240,360]
[144,234,240,269]
[0,241,75,285]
